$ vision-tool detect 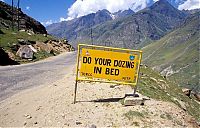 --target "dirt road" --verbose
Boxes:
[0,52,76,101]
